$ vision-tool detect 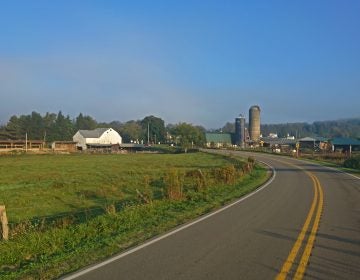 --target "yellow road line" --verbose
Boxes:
[294,174,324,280]
[275,174,318,280]
[271,158,324,280]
